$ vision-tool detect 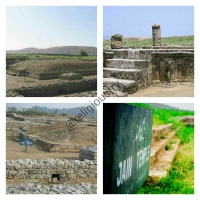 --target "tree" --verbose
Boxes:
[80,49,88,56]
[8,106,17,113]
